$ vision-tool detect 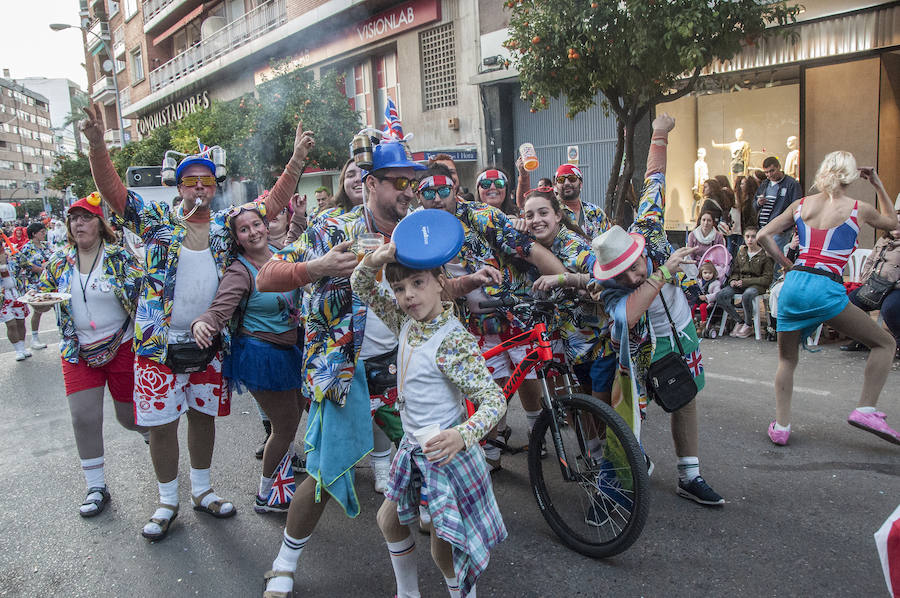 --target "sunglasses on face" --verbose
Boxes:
[556,175,580,184]
[179,175,217,187]
[420,186,453,201]
[376,175,418,191]
[478,178,507,190]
